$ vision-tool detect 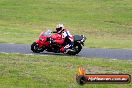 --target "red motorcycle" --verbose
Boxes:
[31,30,86,55]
